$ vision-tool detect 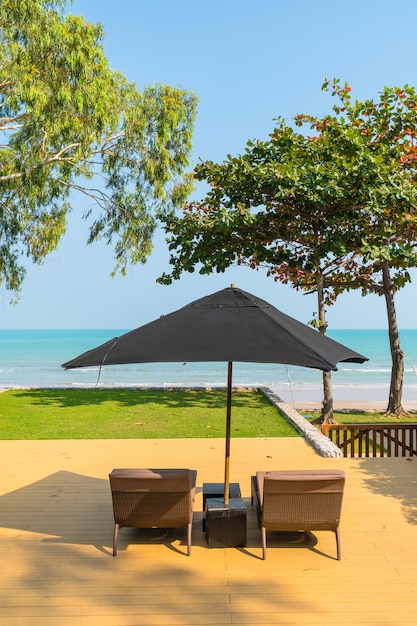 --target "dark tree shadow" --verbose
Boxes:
[358,457,417,525]
[8,387,270,410]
